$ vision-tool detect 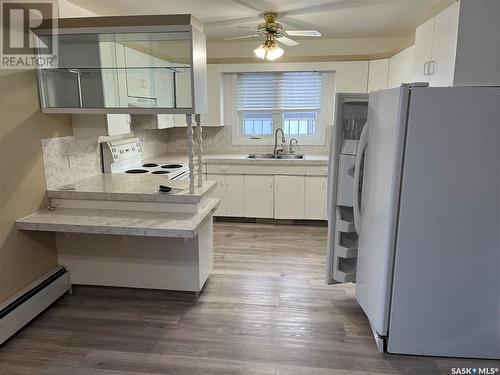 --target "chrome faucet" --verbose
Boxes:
[274,128,286,155]
[289,138,298,154]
